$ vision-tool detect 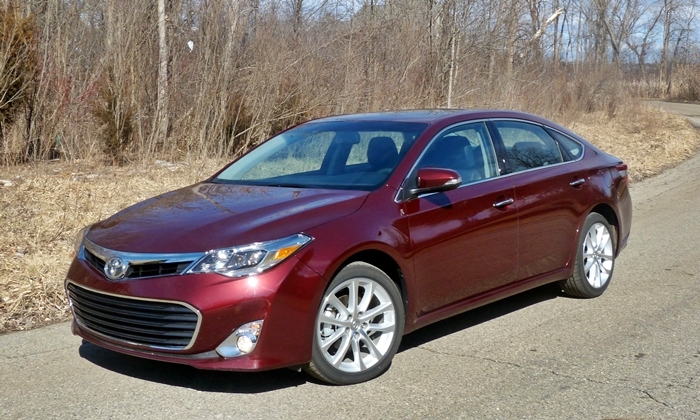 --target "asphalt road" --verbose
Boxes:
[2,109,700,419]
[648,100,700,128]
